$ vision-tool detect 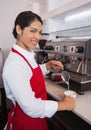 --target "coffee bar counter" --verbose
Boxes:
[45,78,91,129]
